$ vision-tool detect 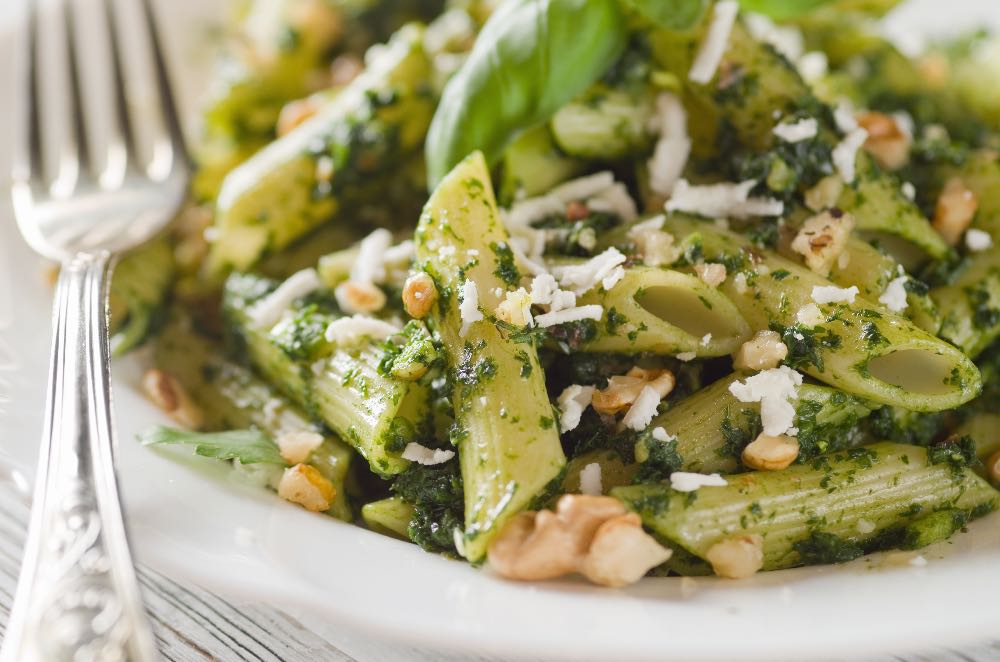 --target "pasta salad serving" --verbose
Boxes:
[119,0,1000,585]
